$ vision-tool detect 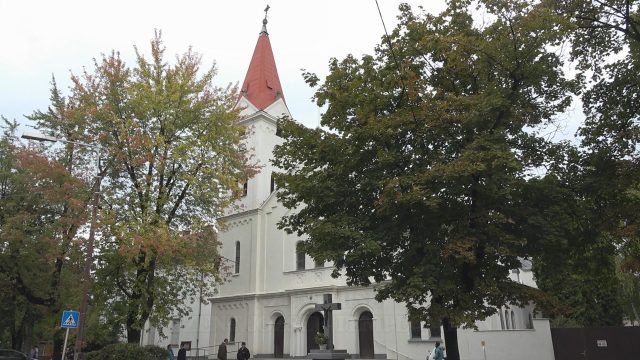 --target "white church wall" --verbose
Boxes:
[232,114,284,213]
[261,198,346,294]
[337,288,387,357]
[237,98,258,117]
[258,295,292,357]
[457,318,554,360]
[264,98,290,120]
[380,299,438,360]
[218,213,258,296]
[209,298,256,356]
